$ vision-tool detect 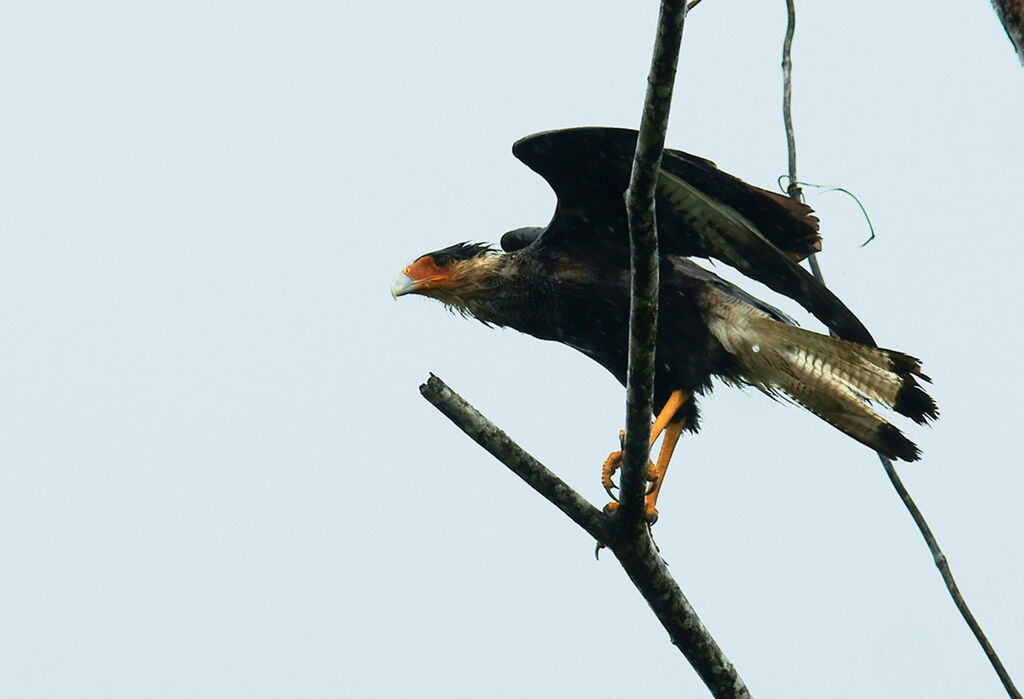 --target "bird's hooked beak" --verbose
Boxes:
[390,271,416,299]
